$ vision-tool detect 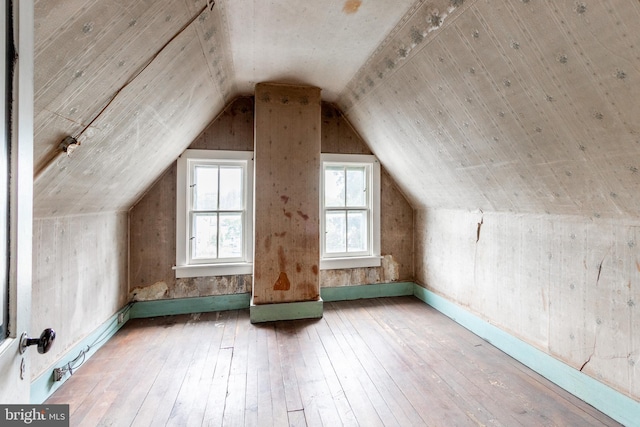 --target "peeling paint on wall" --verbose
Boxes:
[130,281,169,301]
